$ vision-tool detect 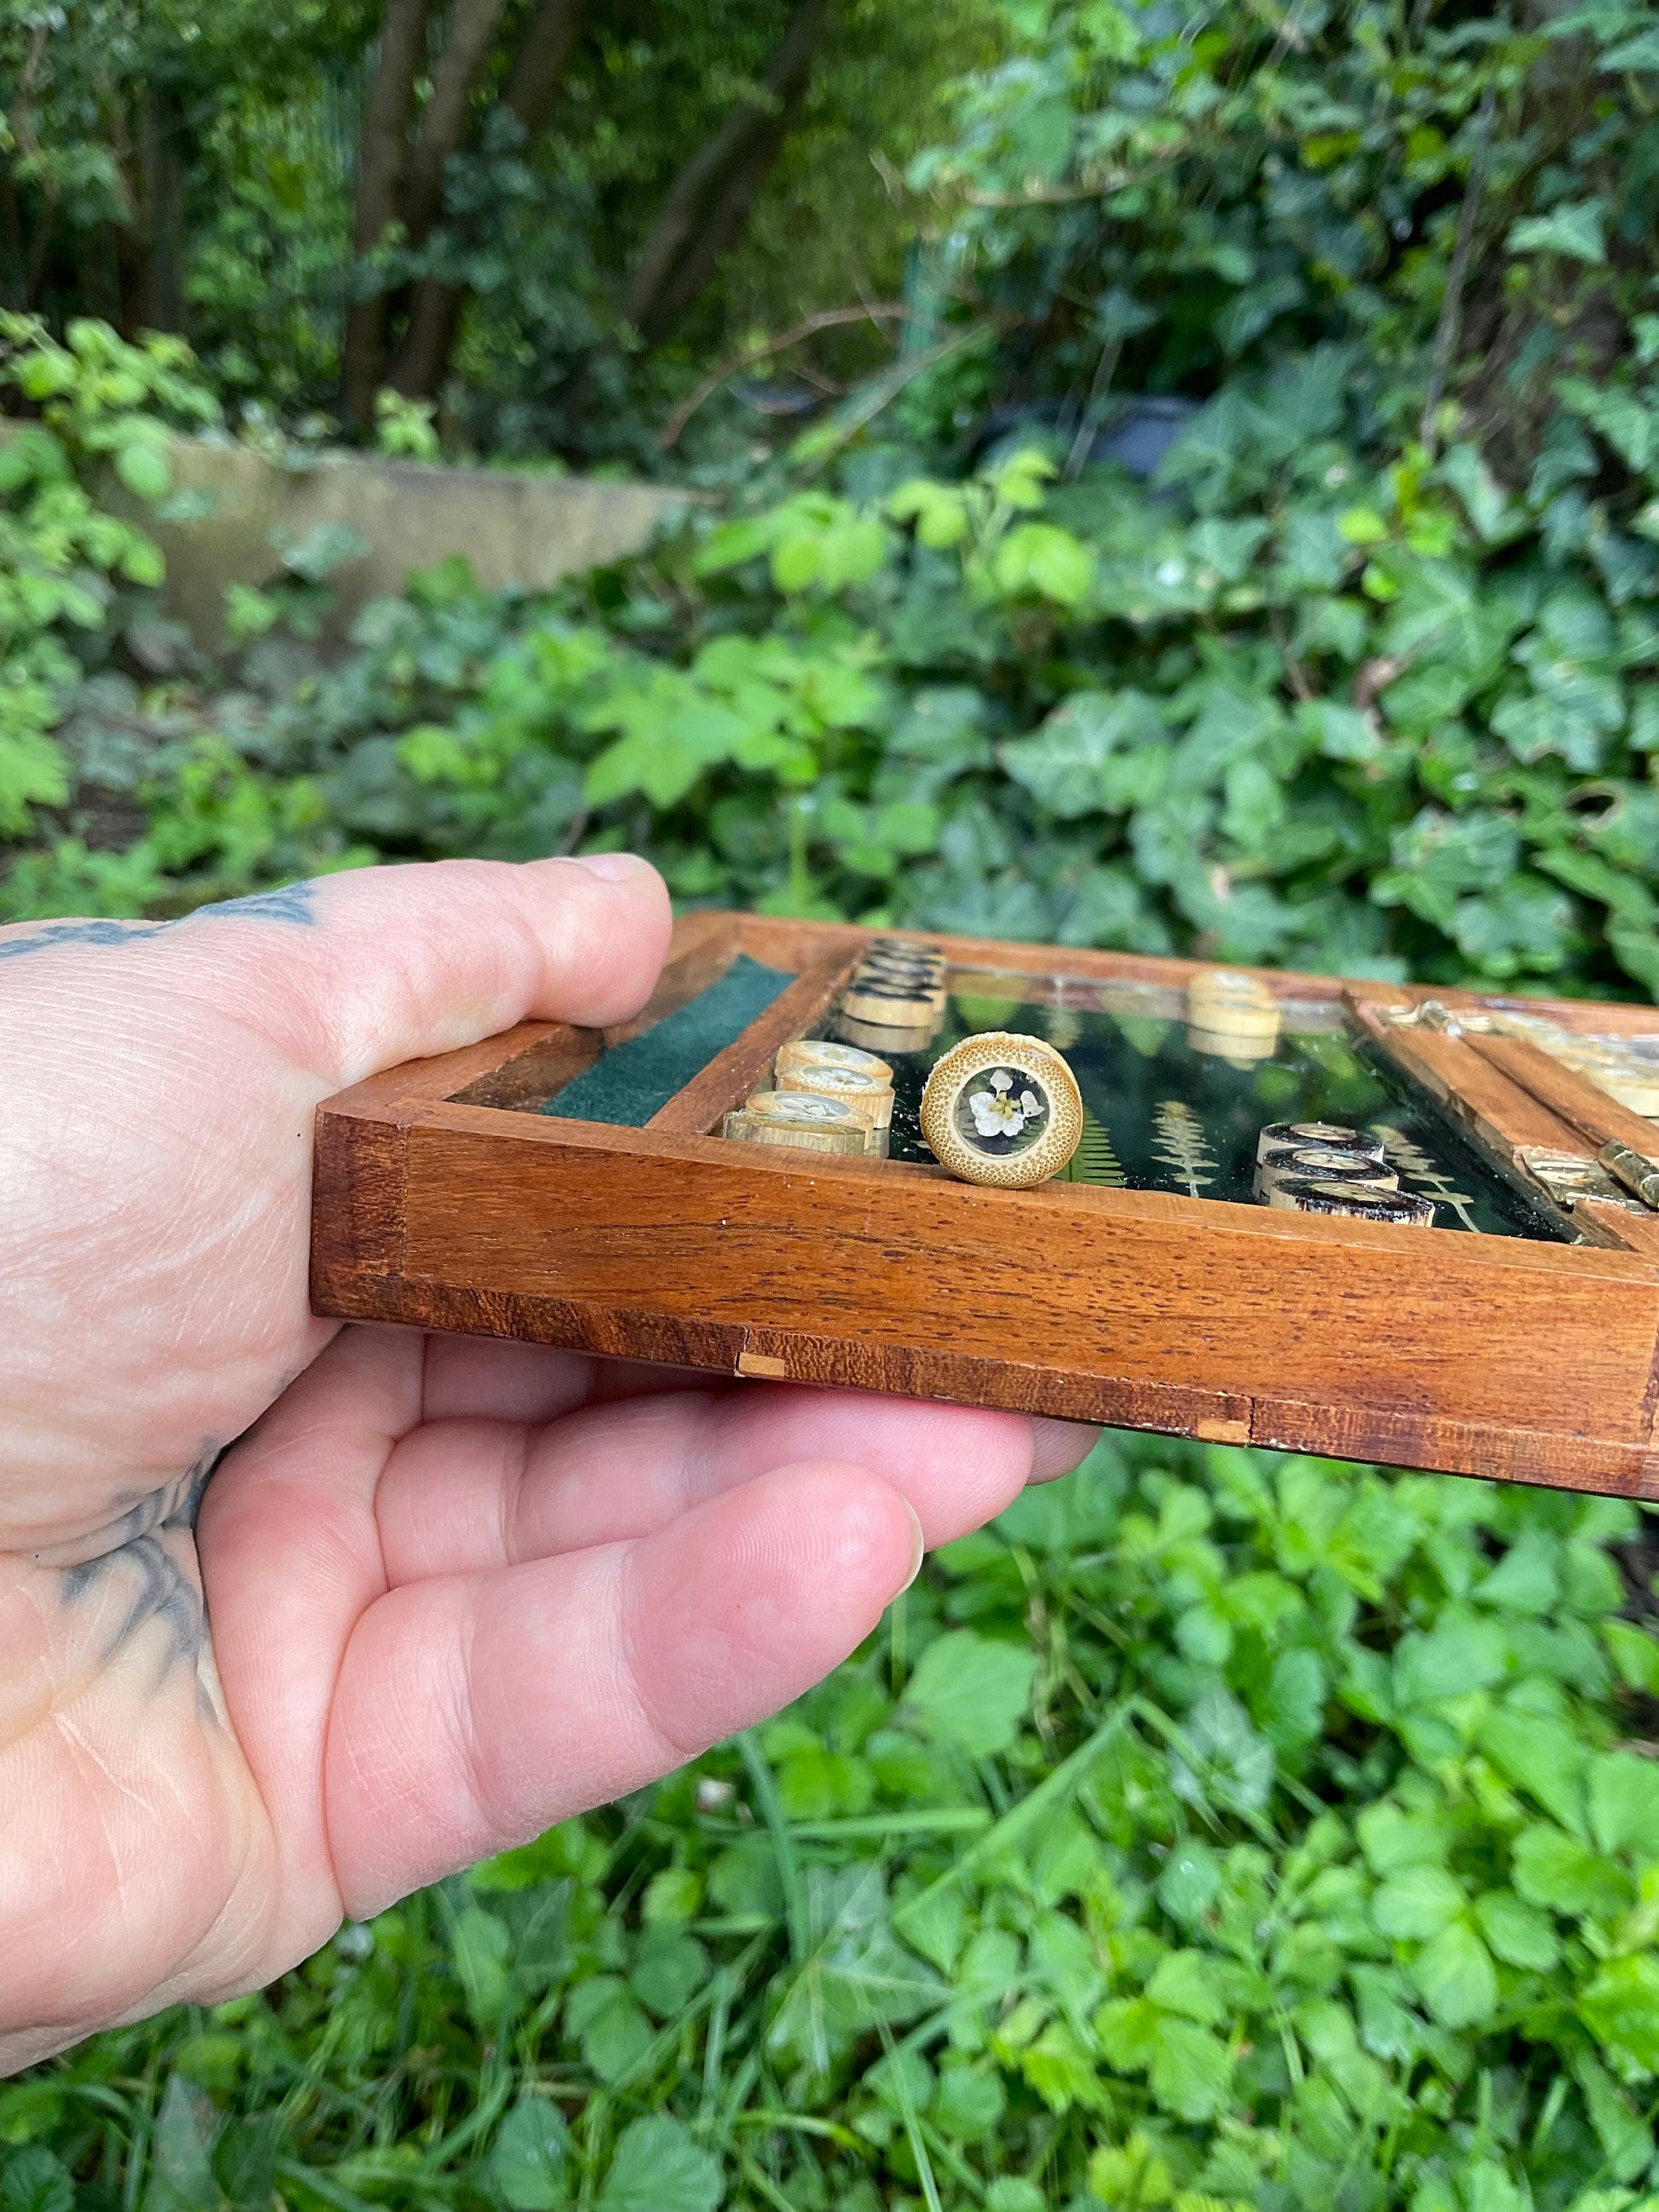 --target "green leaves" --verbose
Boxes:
[901,1630,1037,1758]
[1410,1920,1500,2030]
[1581,1953,1659,2071]
[0,2151,72,2212]
[1095,1955,1236,2121]
[1508,200,1610,263]
[1000,690,1165,818]
[491,2099,571,2210]
[596,2119,720,2212]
